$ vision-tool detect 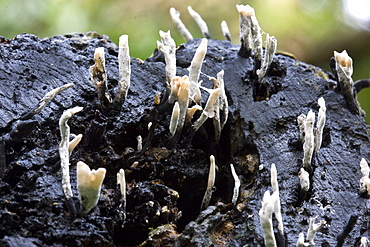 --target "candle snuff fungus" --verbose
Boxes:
[259,190,277,247]
[187,6,210,39]
[297,114,306,142]
[169,7,193,42]
[24,83,73,119]
[236,4,253,57]
[157,30,176,91]
[333,50,362,114]
[314,97,326,153]
[90,35,131,111]
[270,163,283,236]
[299,167,310,192]
[200,155,216,211]
[302,110,315,168]
[220,20,231,41]
[257,34,277,82]
[90,47,111,109]
[116,34,131,106]
[192,87,221,133]
[175,75,190,135]
[301,97,326,169]
[2,2,370,246]
[77,161,106,214]
[59,106,83,216]
[230,164,240,206]
[188,38,207,104]
[117,169,126,221]
[169,102,180,136]
[359,158,370,194]
[259,164,283,247]
[296,216,326,246]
